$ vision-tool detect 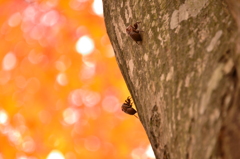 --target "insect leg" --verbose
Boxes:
[134,22,141,29]
[134,115,139,119]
